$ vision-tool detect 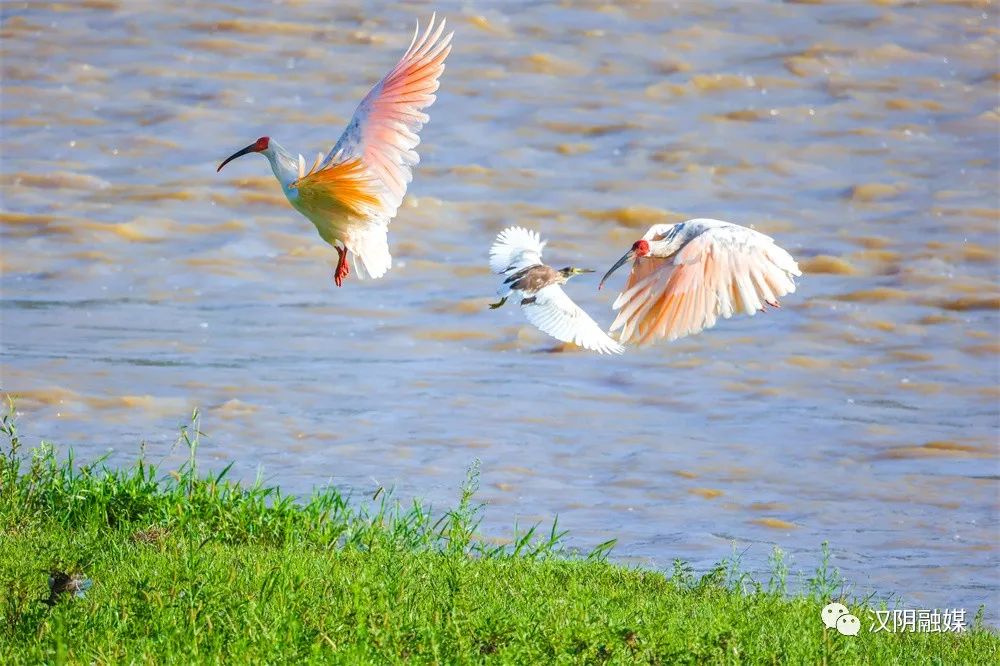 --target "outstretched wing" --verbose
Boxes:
[611,223,801,345]
[489,226,547,274]
[314,14,453,221]
[522,285,624,355]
